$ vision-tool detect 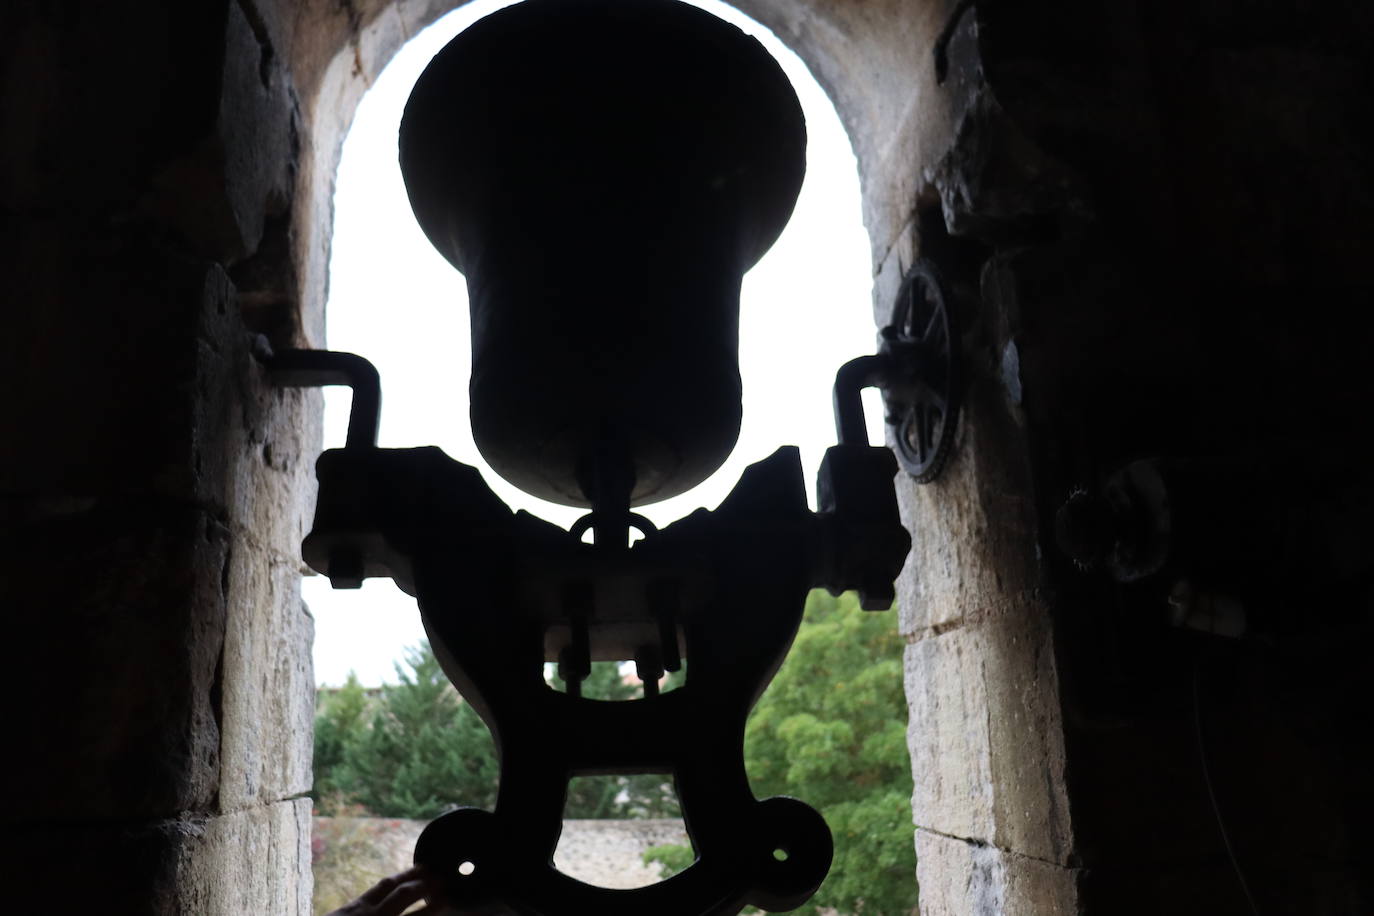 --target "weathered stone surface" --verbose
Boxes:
[894,387,1039,638]
[177,799,314,915]
[143,0,298,264]
[219,550,314,812]
[4,816,192,914]
[925,87,1092,244]
[736,0,957,265]
[905,630,994,844]
[896,468,980,635]
[976,608,1072,865]
[905,611,1071,866]
[871,210,920,330]
[182,260,320,556]
[199,349,320,563]
[217,379,321,559]
[553,818,691,889]
[0,245,315,553]
[2,502,228,822]
[914,829,1079,916]
[0,252,216,498]
[6,804,309,915]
